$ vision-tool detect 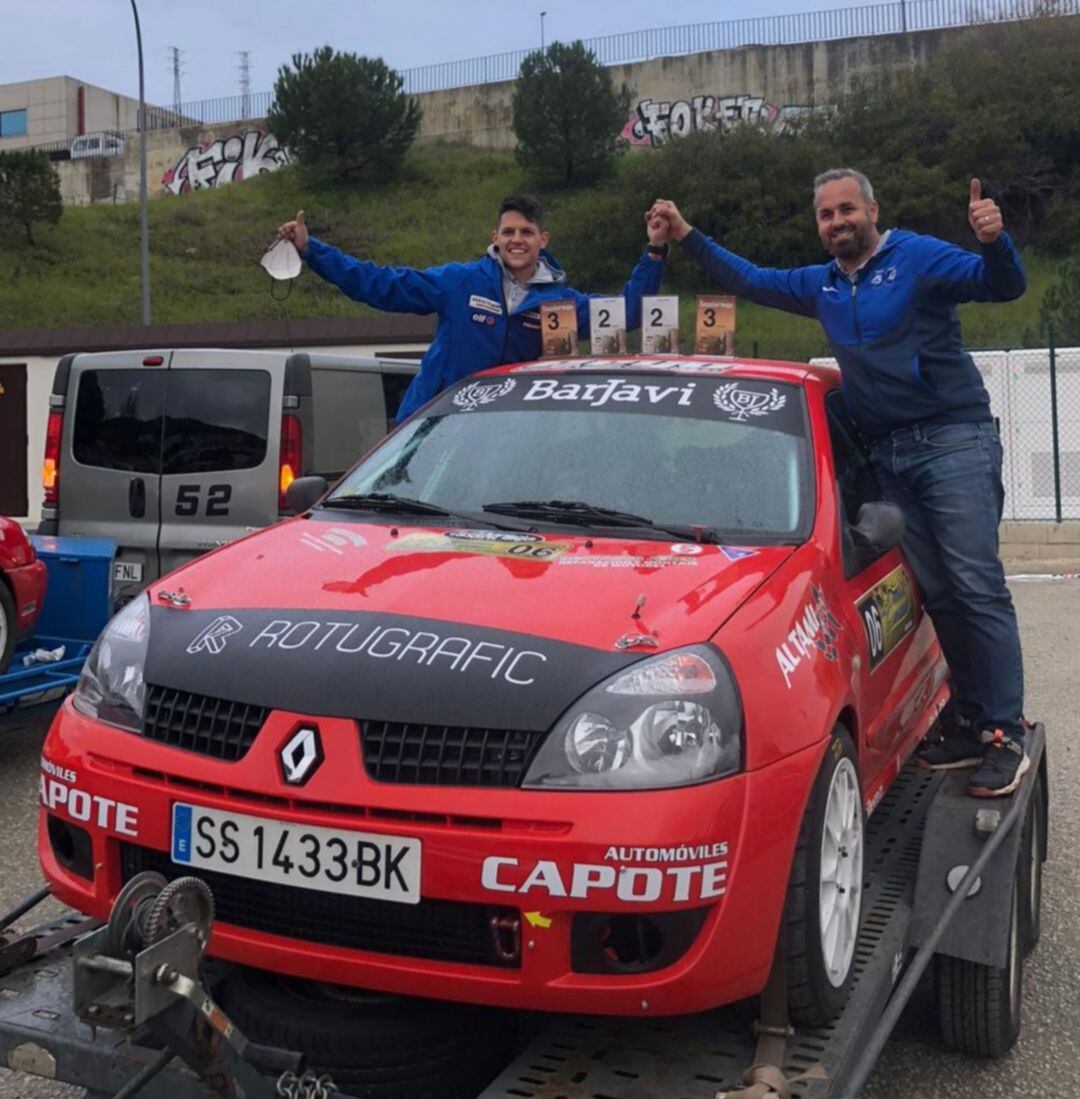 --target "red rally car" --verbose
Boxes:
[1,517,47,675]
[39,357,950,1023]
